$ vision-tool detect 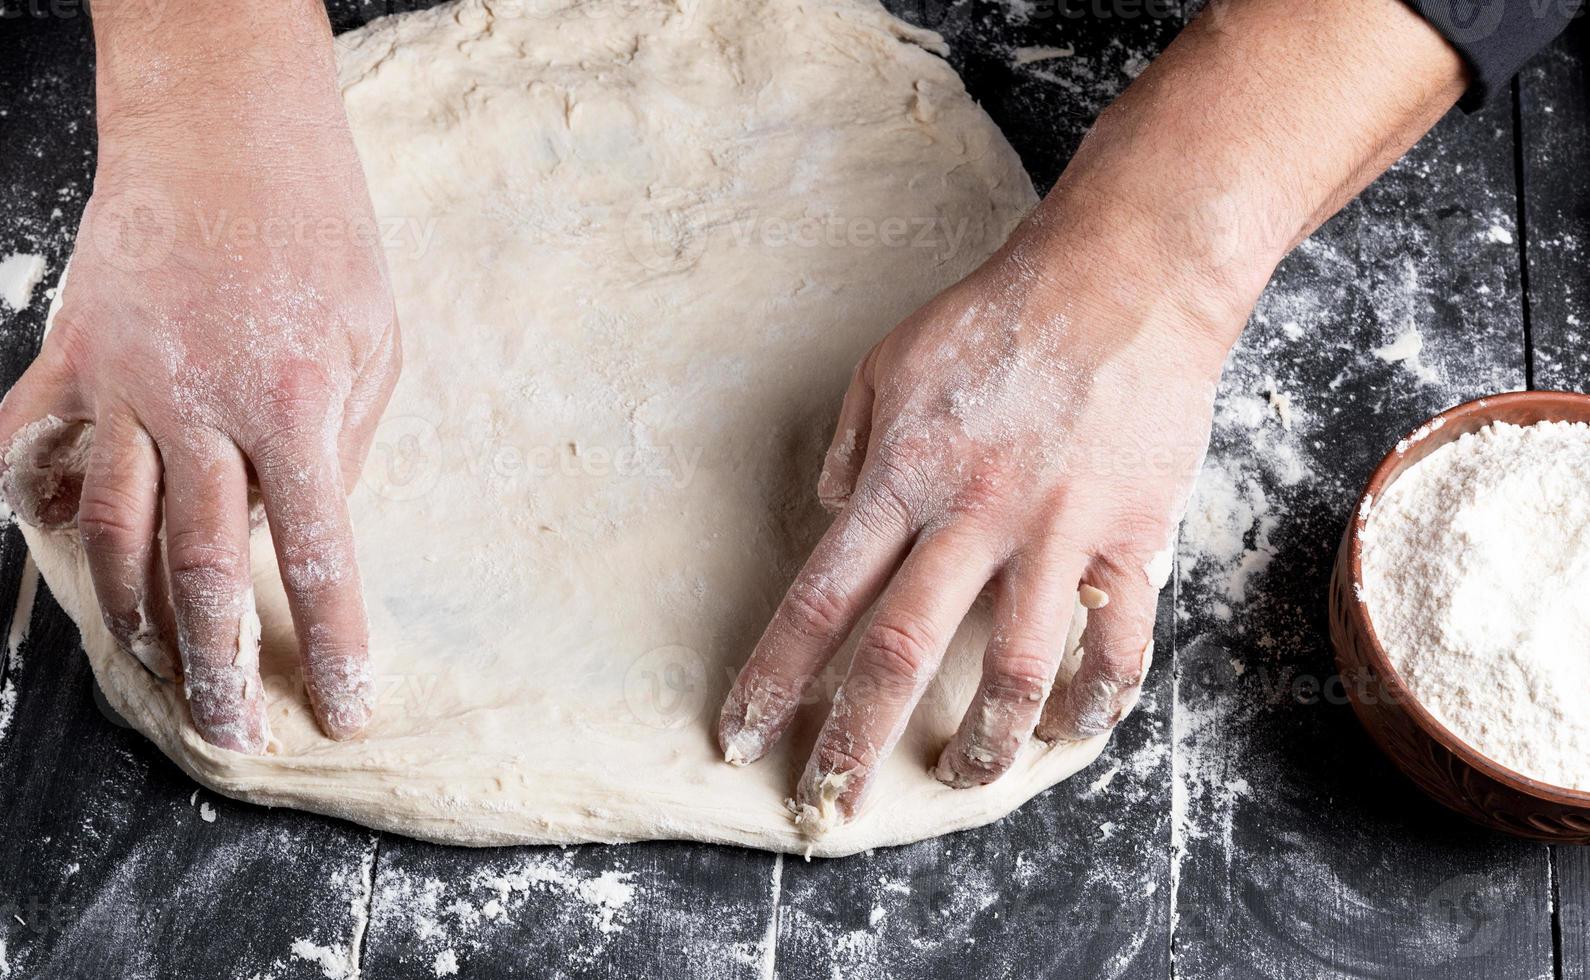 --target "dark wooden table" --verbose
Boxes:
[1,2,1587,977]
